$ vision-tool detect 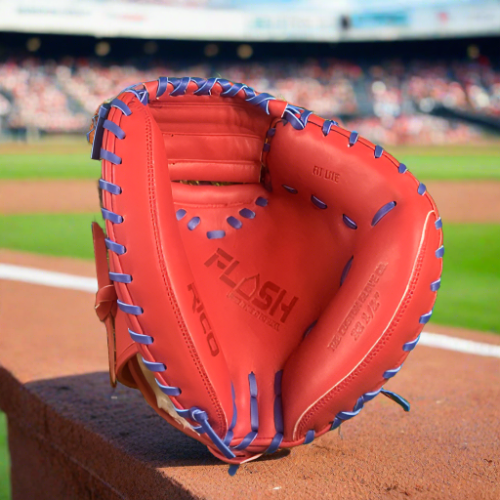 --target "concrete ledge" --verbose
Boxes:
[0,368,221,500]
